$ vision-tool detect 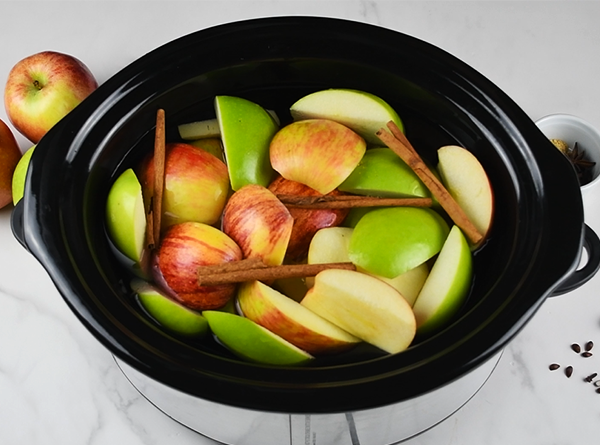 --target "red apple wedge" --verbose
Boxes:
[267,175,348,261]
[222,184,293,266]
[153,221,242,310]
[238,280,361,355]
[301,269,417,354]
[437,145,494,245]
[269,119,366,194]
